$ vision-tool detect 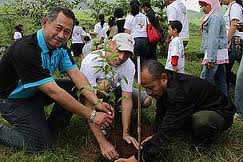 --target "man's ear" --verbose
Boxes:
[41,17,48,26]
[161,72,168,80]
